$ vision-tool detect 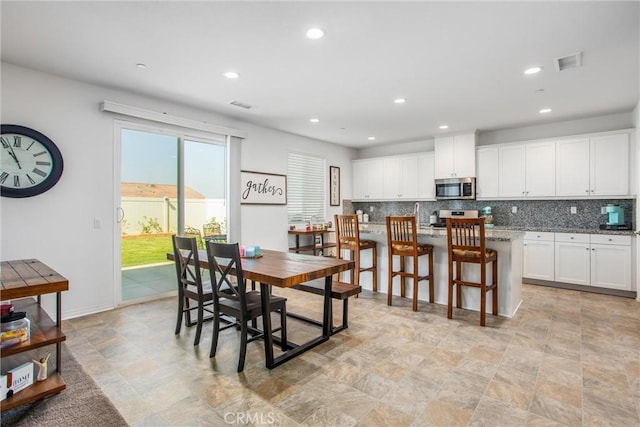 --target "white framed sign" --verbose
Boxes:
[240,170,287,205]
